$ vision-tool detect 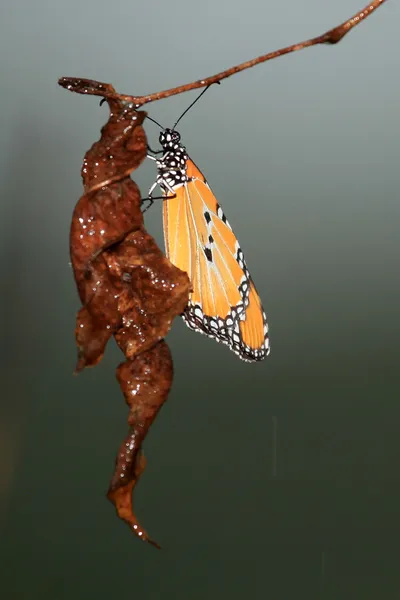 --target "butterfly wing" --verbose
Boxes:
[163,158,269,362]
